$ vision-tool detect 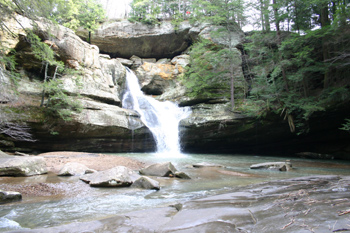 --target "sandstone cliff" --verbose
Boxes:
[1,15,349,158]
